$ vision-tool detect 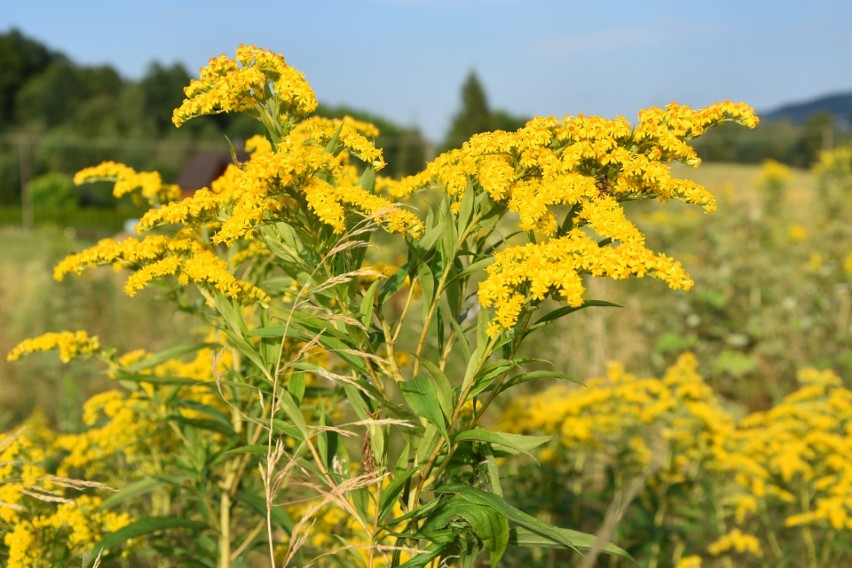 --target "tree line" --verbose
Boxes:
[2,28,845,210]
